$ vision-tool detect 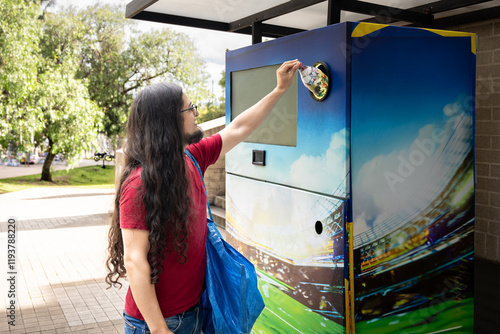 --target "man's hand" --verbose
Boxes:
[276,59,300,93]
